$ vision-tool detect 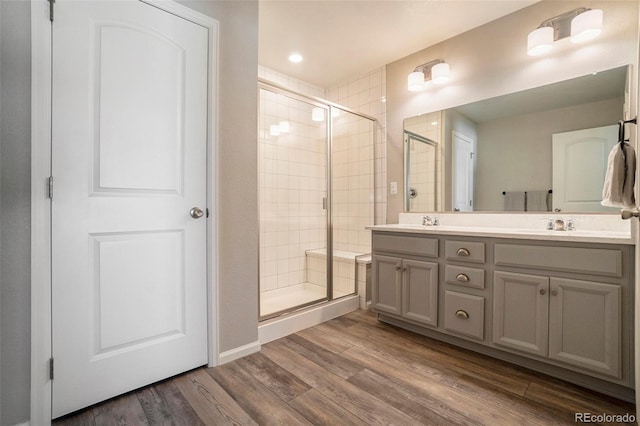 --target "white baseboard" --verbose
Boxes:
[217,340,261,365]
[258,295,359,344]
[13,422,30,426]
